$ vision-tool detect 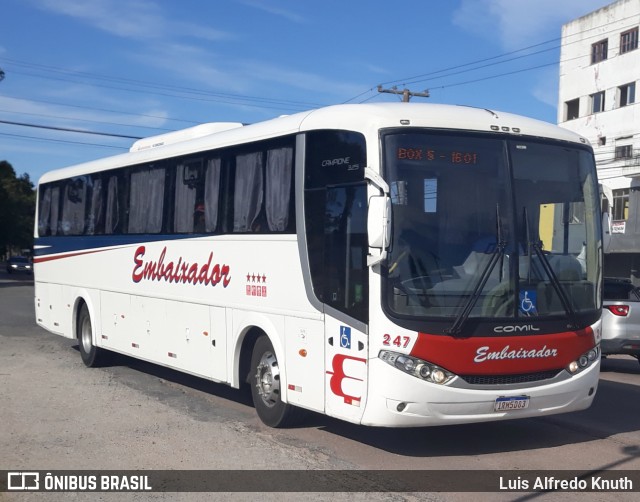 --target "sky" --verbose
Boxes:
[0,0,615,185]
